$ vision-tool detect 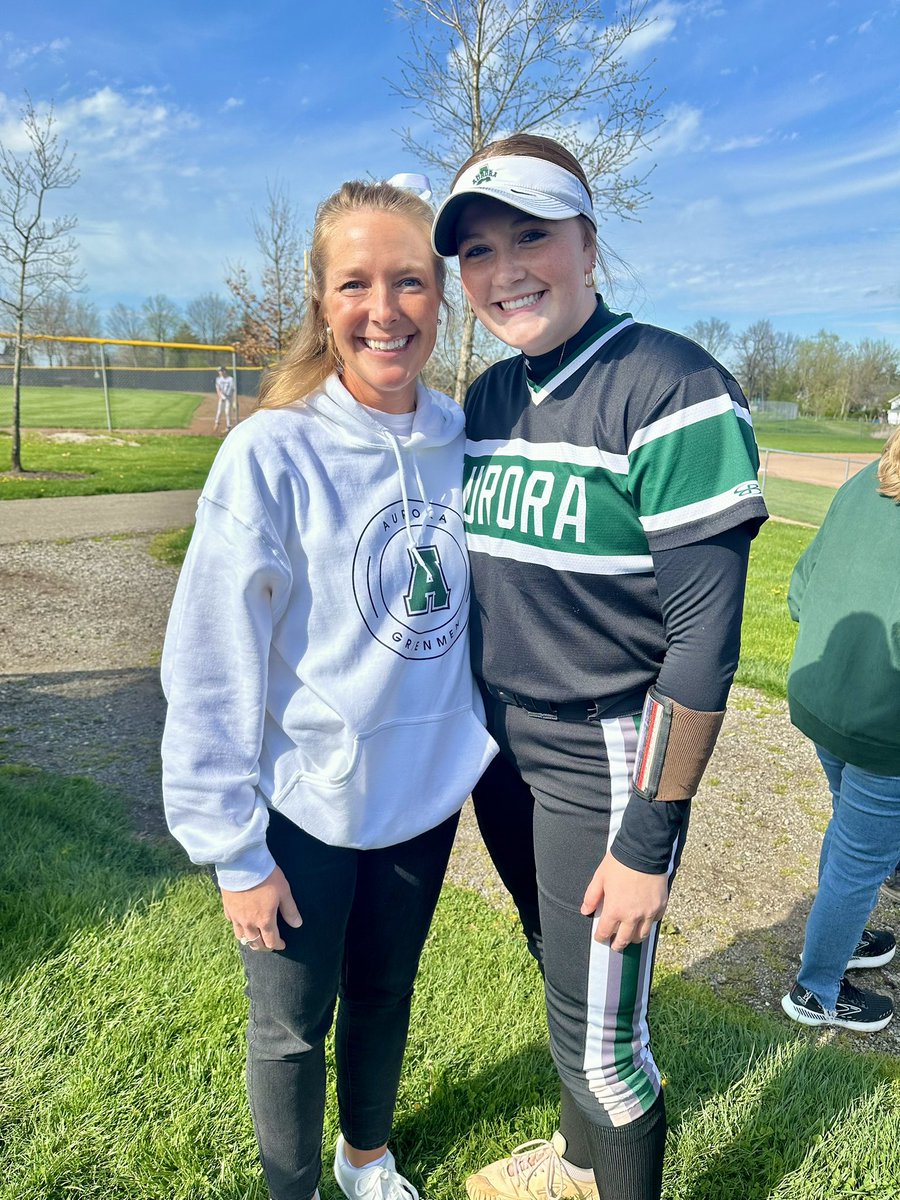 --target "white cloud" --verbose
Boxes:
[222,97,244,111]
[621,0,726,58]
[652,103,706,155]
[825,34,839,44]
[5,36,69,69]
[857,17,875,32]
[740,126,900,188]
[748,164,900,215]
[50,87,199,165]
[715,134,768,153]
[622,4,679,57]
